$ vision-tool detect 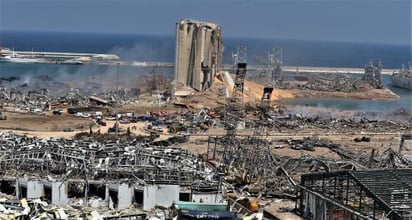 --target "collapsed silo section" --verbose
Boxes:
[174,19,223,92]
